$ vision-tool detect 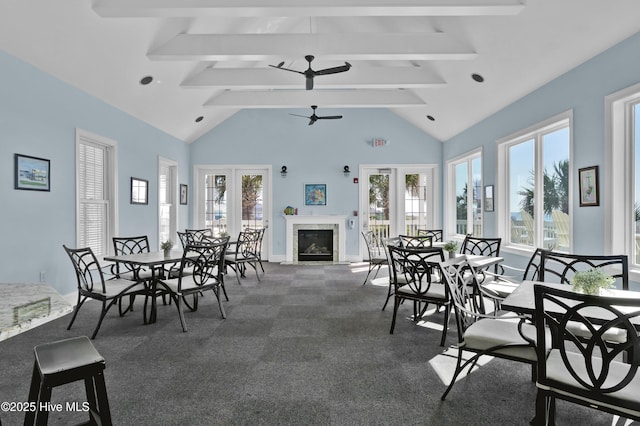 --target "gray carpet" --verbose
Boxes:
[0,263,625,425]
